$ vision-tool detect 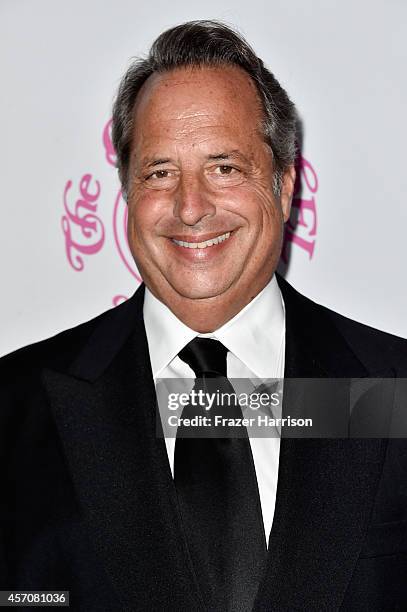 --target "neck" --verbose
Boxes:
[148,277,273,333]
